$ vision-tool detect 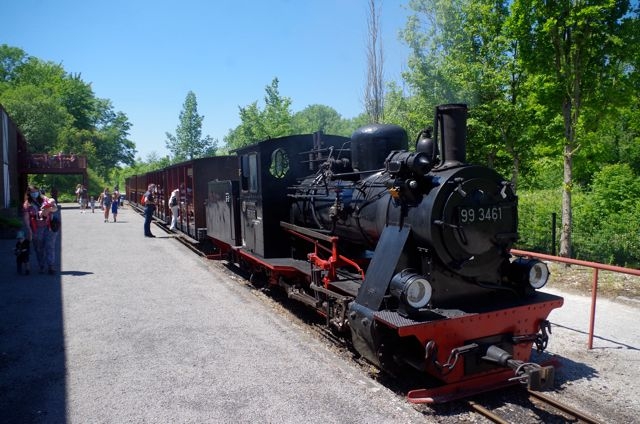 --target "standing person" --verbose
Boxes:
[168,188,180,231]
[111,192,119,222]
[50,186,59,203]
[113,187,121,206]
[78,185,88,213]
[75,184,82,204]
[90,196,96,213]
[97,188,112,223]
[22,185,59,275]
[14,230,30,275]
[143,183,157,237]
